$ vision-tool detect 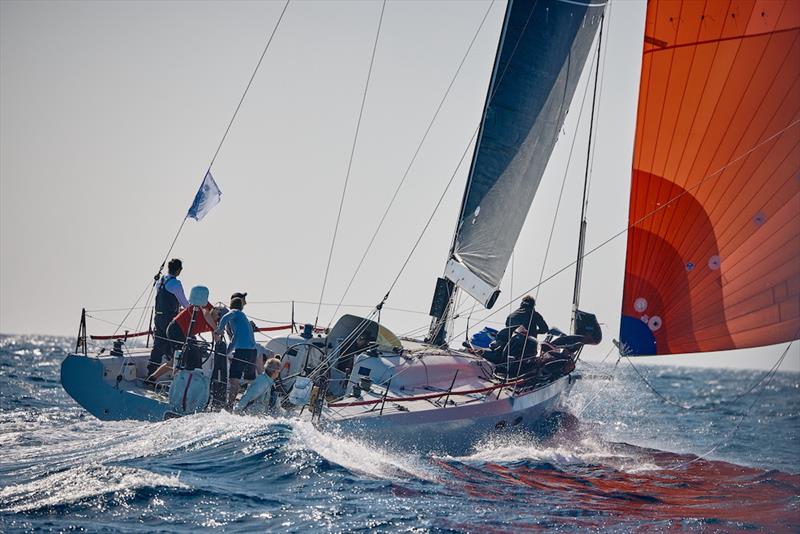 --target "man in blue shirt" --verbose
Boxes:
[215,297,257,408]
